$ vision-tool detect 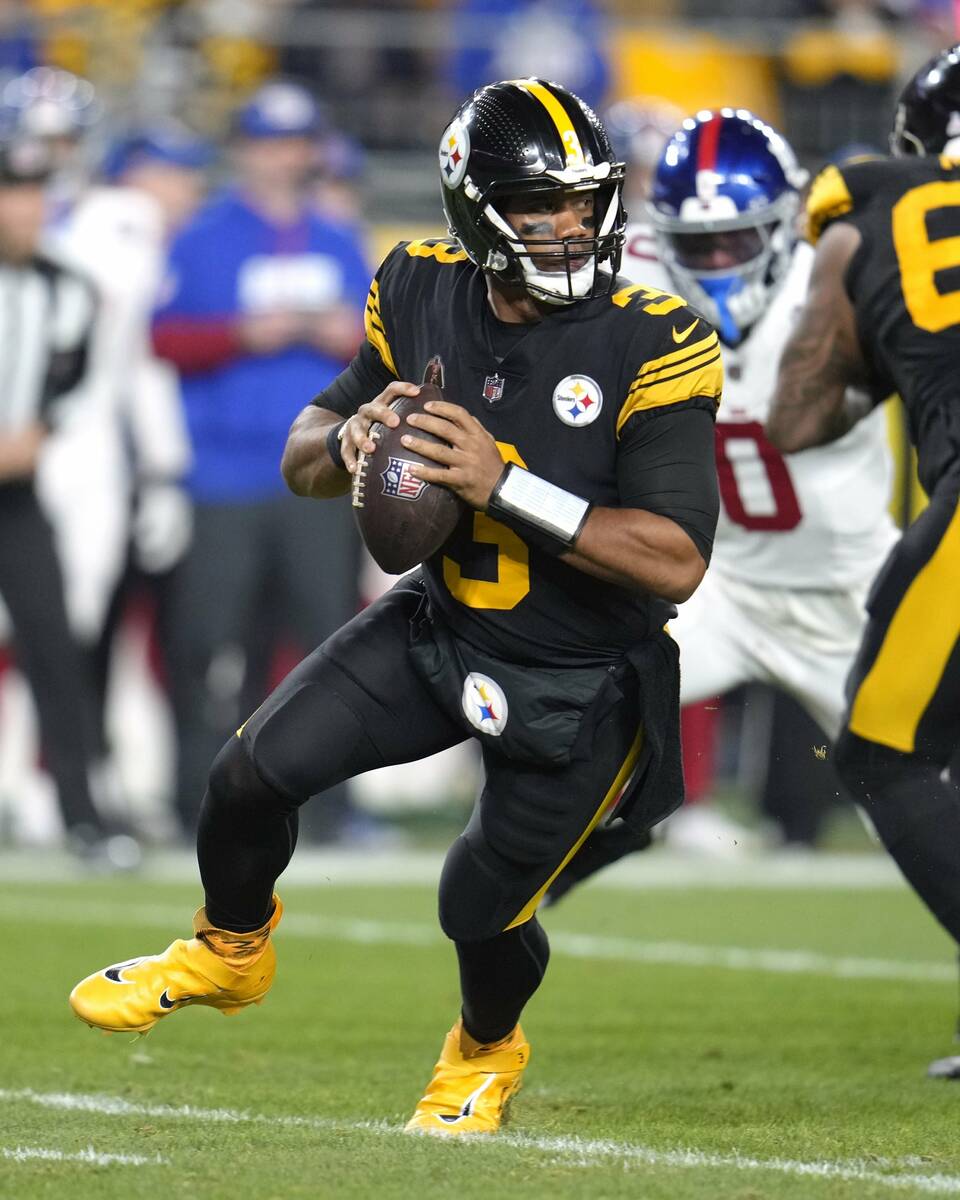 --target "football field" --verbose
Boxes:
[3,852,960,1199]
